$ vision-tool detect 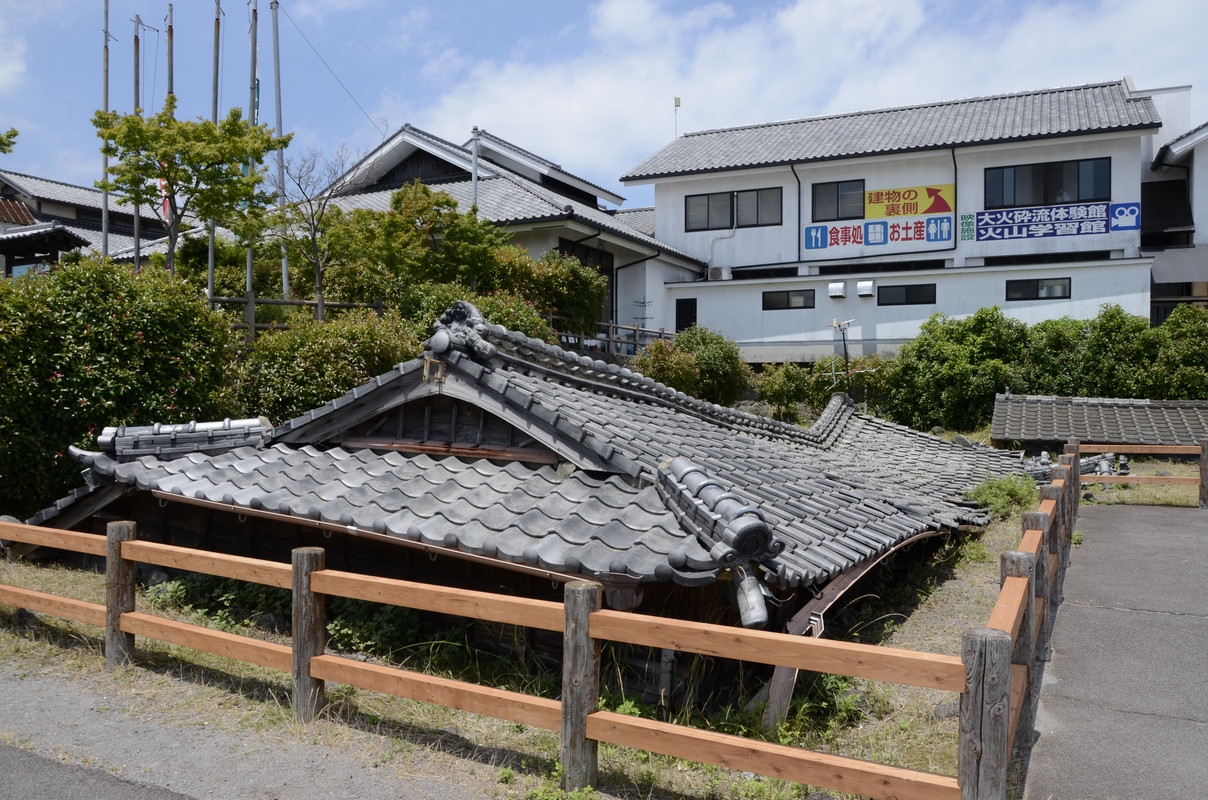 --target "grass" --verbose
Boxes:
[1,508,1034,800]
